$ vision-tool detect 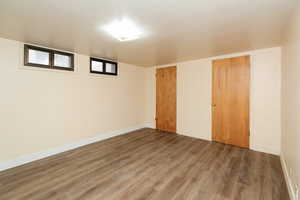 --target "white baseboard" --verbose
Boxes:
[143,121,156,129]
[0,124,147,172]
[250,143,280,155]
[178,132,212,141]
[280,154,297,200]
